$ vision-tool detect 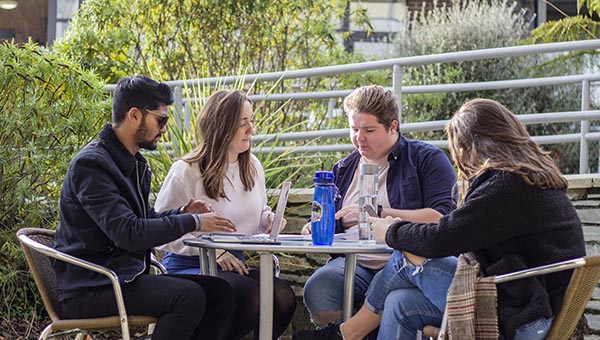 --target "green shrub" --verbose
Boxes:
[52,1,379,176]
[0,41,108,338]
[388,0,589,173]
[53,0,371,84]
[392,0,537,124]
